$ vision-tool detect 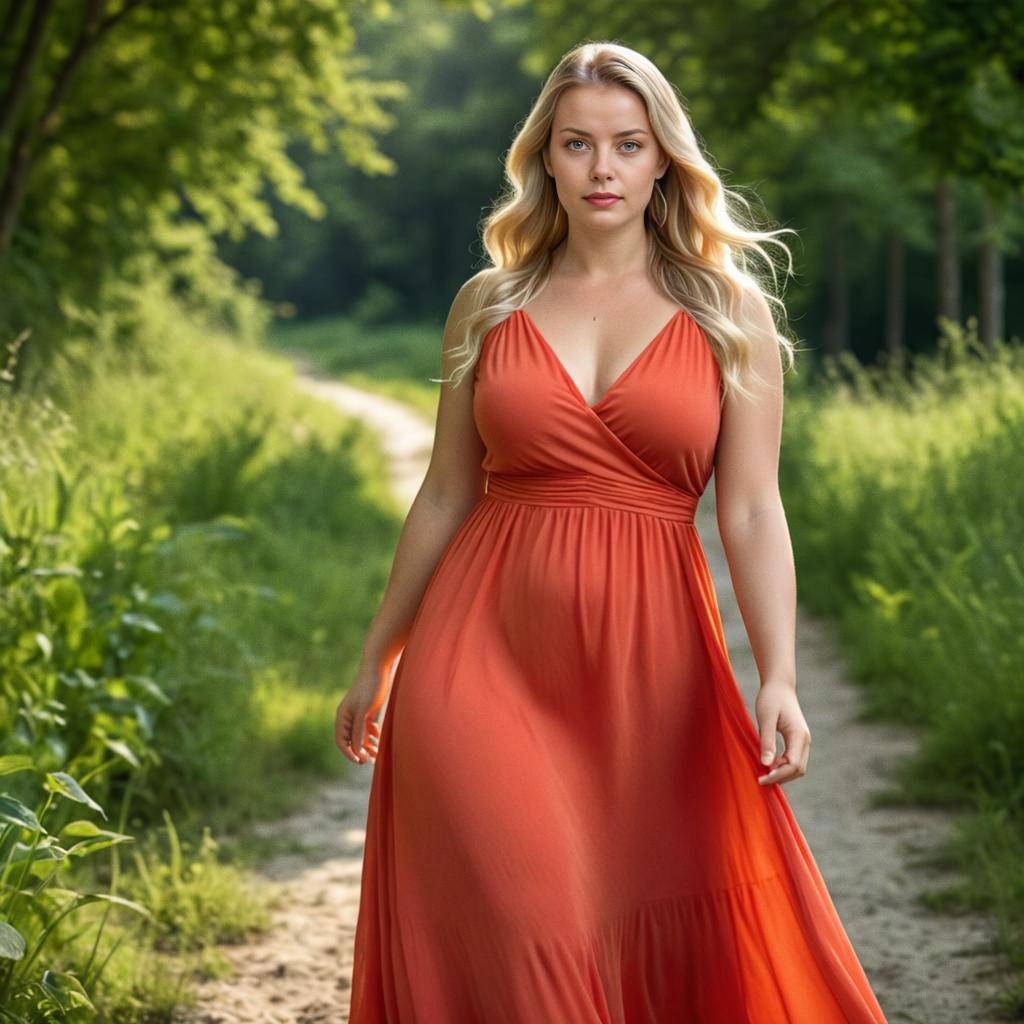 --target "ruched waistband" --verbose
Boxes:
[483,471,697,523]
